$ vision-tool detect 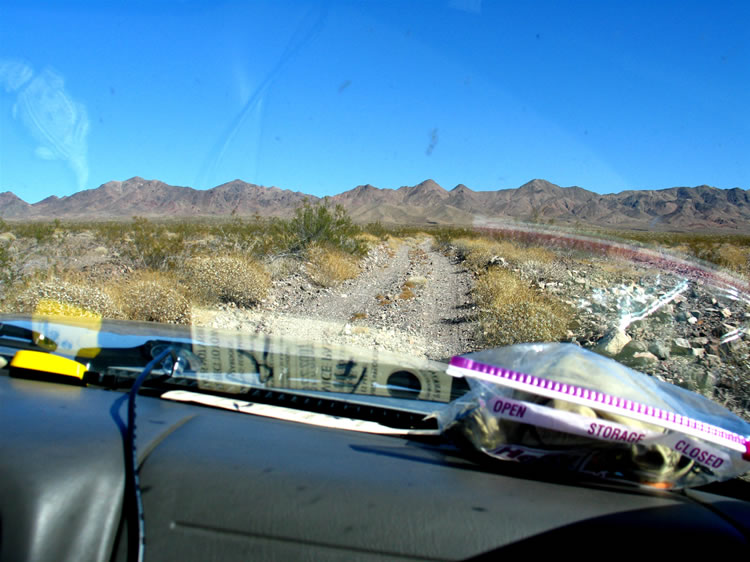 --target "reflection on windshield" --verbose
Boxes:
[0,1,748,485]
[0,218,747,426]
